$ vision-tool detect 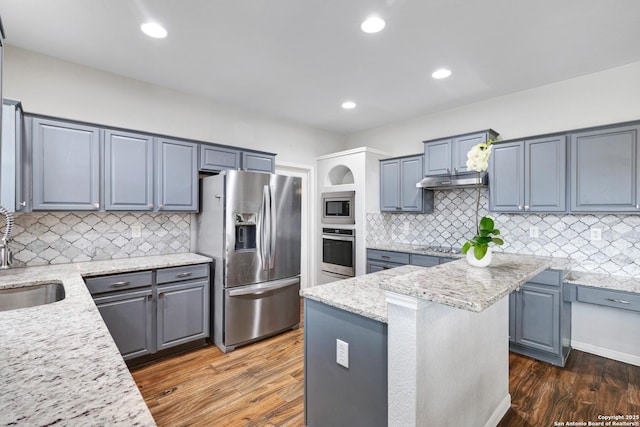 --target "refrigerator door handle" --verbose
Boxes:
[268,184,277,270]
[259,185,270,271]
[227,277,299,297]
